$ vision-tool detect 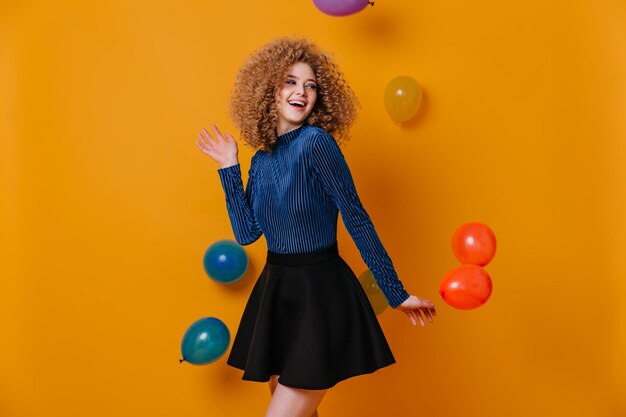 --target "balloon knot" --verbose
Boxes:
[179,358,185,364]
[368,1,375,6]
